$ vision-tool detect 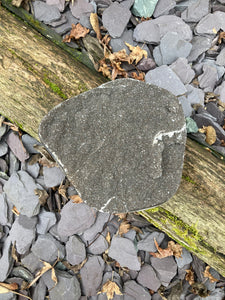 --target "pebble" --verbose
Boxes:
[175,247,193,268]
[169,57,195,85]
[137,231,165,252]
[69,0,94,19]
[87,234,108,255]
[46,0,65,12]
[102,2,131,38]
[0,141,8,157]
[3,170,42,217]
[36,208,57,234]
[33,1,61,24]
[43,166,65,188]
[132,0,158,18]
[136,263,161,291]
[153,0,176,18]
[181,0,210,22]
[21,134,41,154]
[80,255,105,296]
[123,280,152,299]
[57,201,96,236]
[66,235,86,265]
[198,64,218,92]
[195,11,225,35]
[187,36,213,62]
[0,193,9,226]
[108,236,141,270]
